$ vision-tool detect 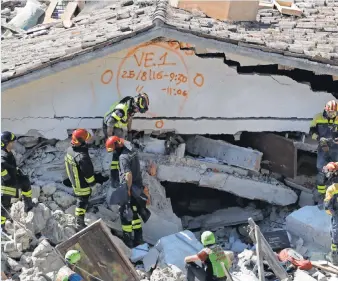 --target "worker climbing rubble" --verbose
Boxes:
[324,162,338,265]
[106,136,151,248]
[1,131,34,232]
[310,100,338,205]
[184,230,230,281]
[64,129,99,232]
[103,94,149,188]
[56,250,84,281]
[102,93,150,140]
